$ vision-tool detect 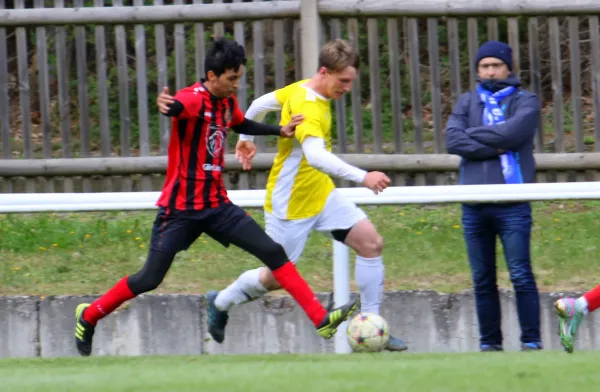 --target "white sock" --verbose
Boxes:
[355,256,384,314]
[576,296,589,315]
[214,268,269,312]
